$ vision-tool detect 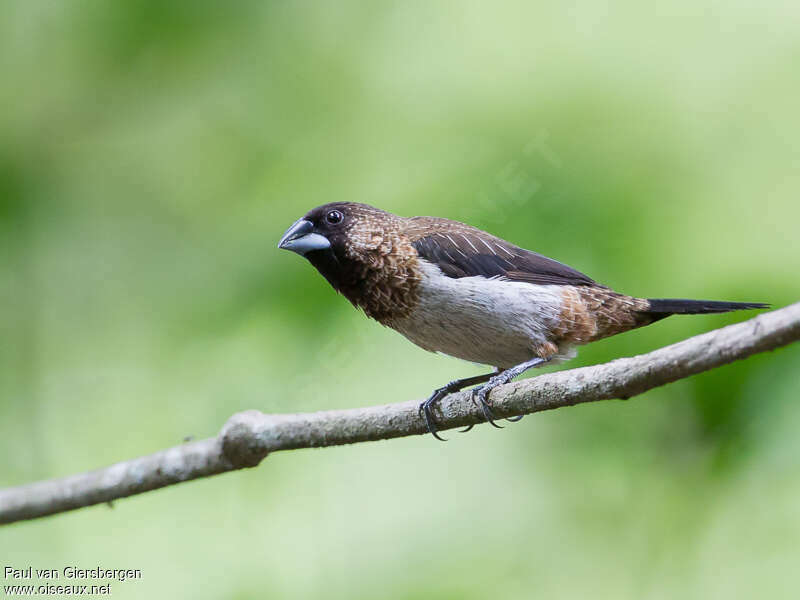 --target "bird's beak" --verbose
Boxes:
[278,218,331,255]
